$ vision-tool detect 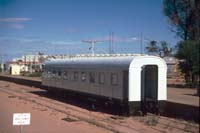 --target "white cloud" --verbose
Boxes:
[65,28,80,33]
[0,17,31,29]
[49,40,81,45]
[0,23,25,29]
[0,17,31,22]
[8,23,24,29]
[92,35,141,43]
